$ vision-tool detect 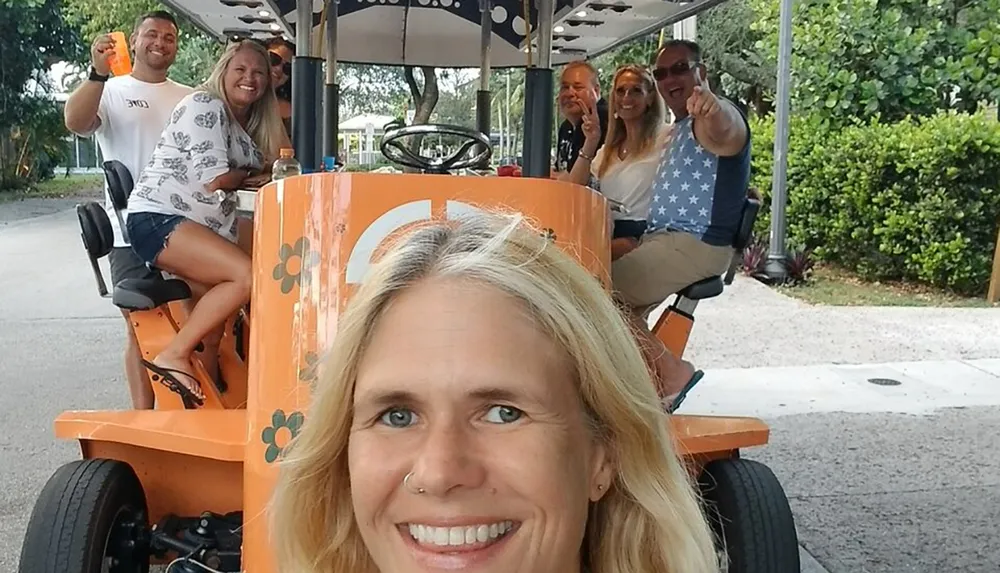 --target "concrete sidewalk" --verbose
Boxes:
[680,358,1000,418]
